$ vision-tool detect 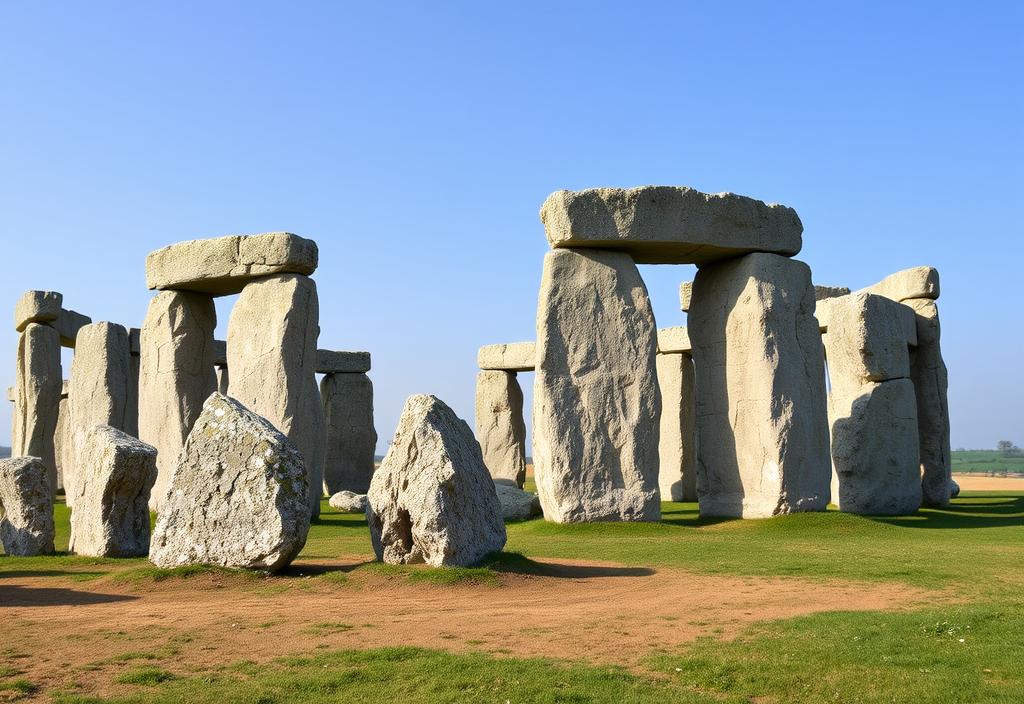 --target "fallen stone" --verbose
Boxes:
[477,342,536,372]
[907,299,953,507]
[328,490,367,513]
[12,323,62,494]
[0,457,55,556]
[540,186,803,265]
[533,248,661,522]
[321,372,377,495]
[829,379,921,515]
[68,426,157,557]
[475,370,527,487]
[859,266,940,302]
[679,281,692,312]
[950,480,960,499]
[53,308,92,347]
[822,292,912,391]
[65,323,132,507]
[366,394,506,567]
[138,291,219,512]
[149,394,310,572]
[657,352,697,502]
[227,274,325,517]
[317,349,371,374]
[146,232,319,296]
[689,253,831,518]
[14,291,62,332]
[494,479,542,520]
[657,326,692,354]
